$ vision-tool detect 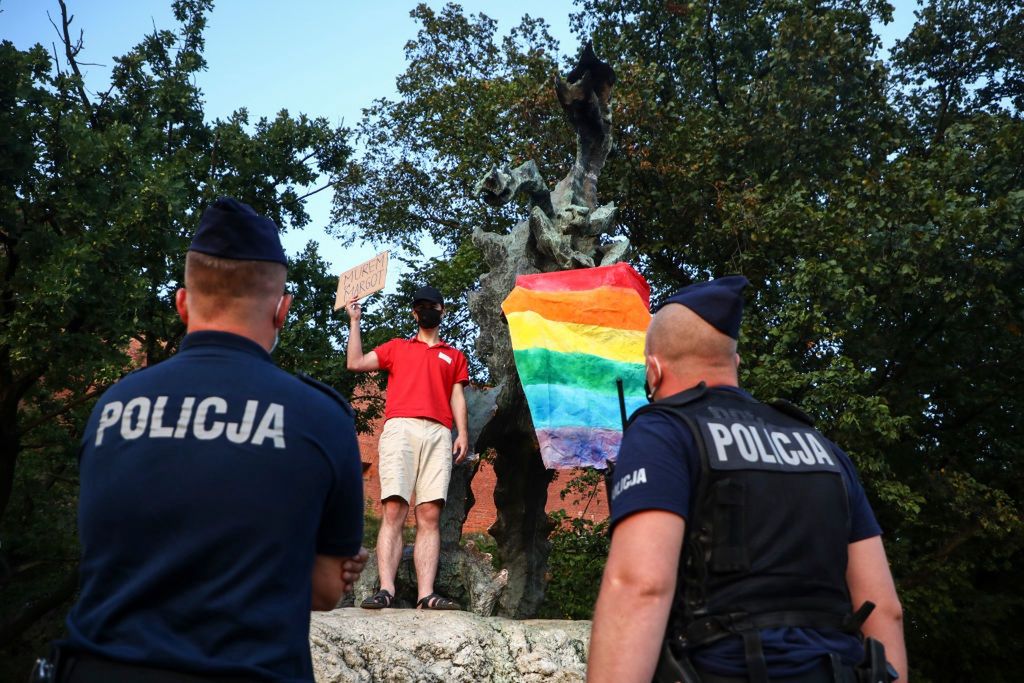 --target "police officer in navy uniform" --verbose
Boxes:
[588,276,907,683]
[52,198,368,682]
